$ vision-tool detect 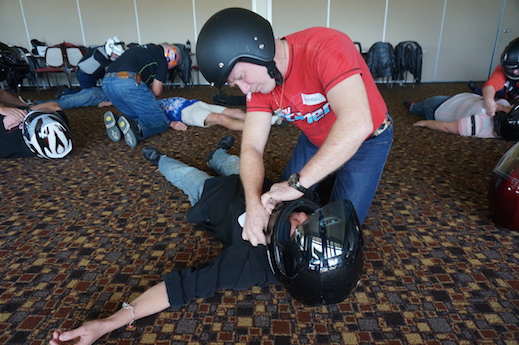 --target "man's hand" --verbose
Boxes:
[49,321,107,345]
[242,203,270,246]
[1,107,26,130]
[261,181,304,211]
[170,121,188,131]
